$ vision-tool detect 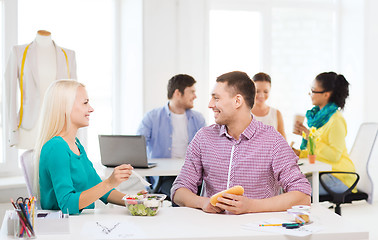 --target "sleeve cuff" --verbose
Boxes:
[100,188,116,204]
[60,192,81,215]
